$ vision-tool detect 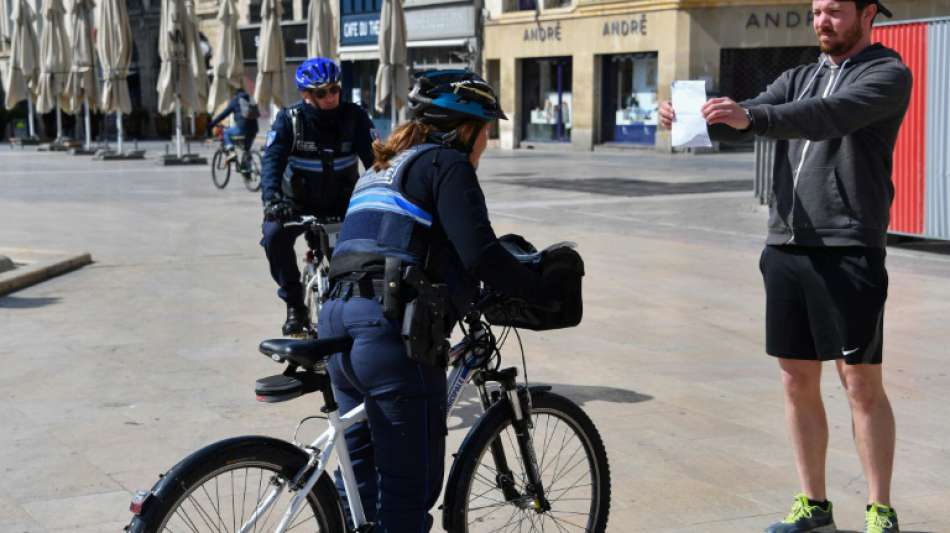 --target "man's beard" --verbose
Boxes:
[816,17,864,56]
